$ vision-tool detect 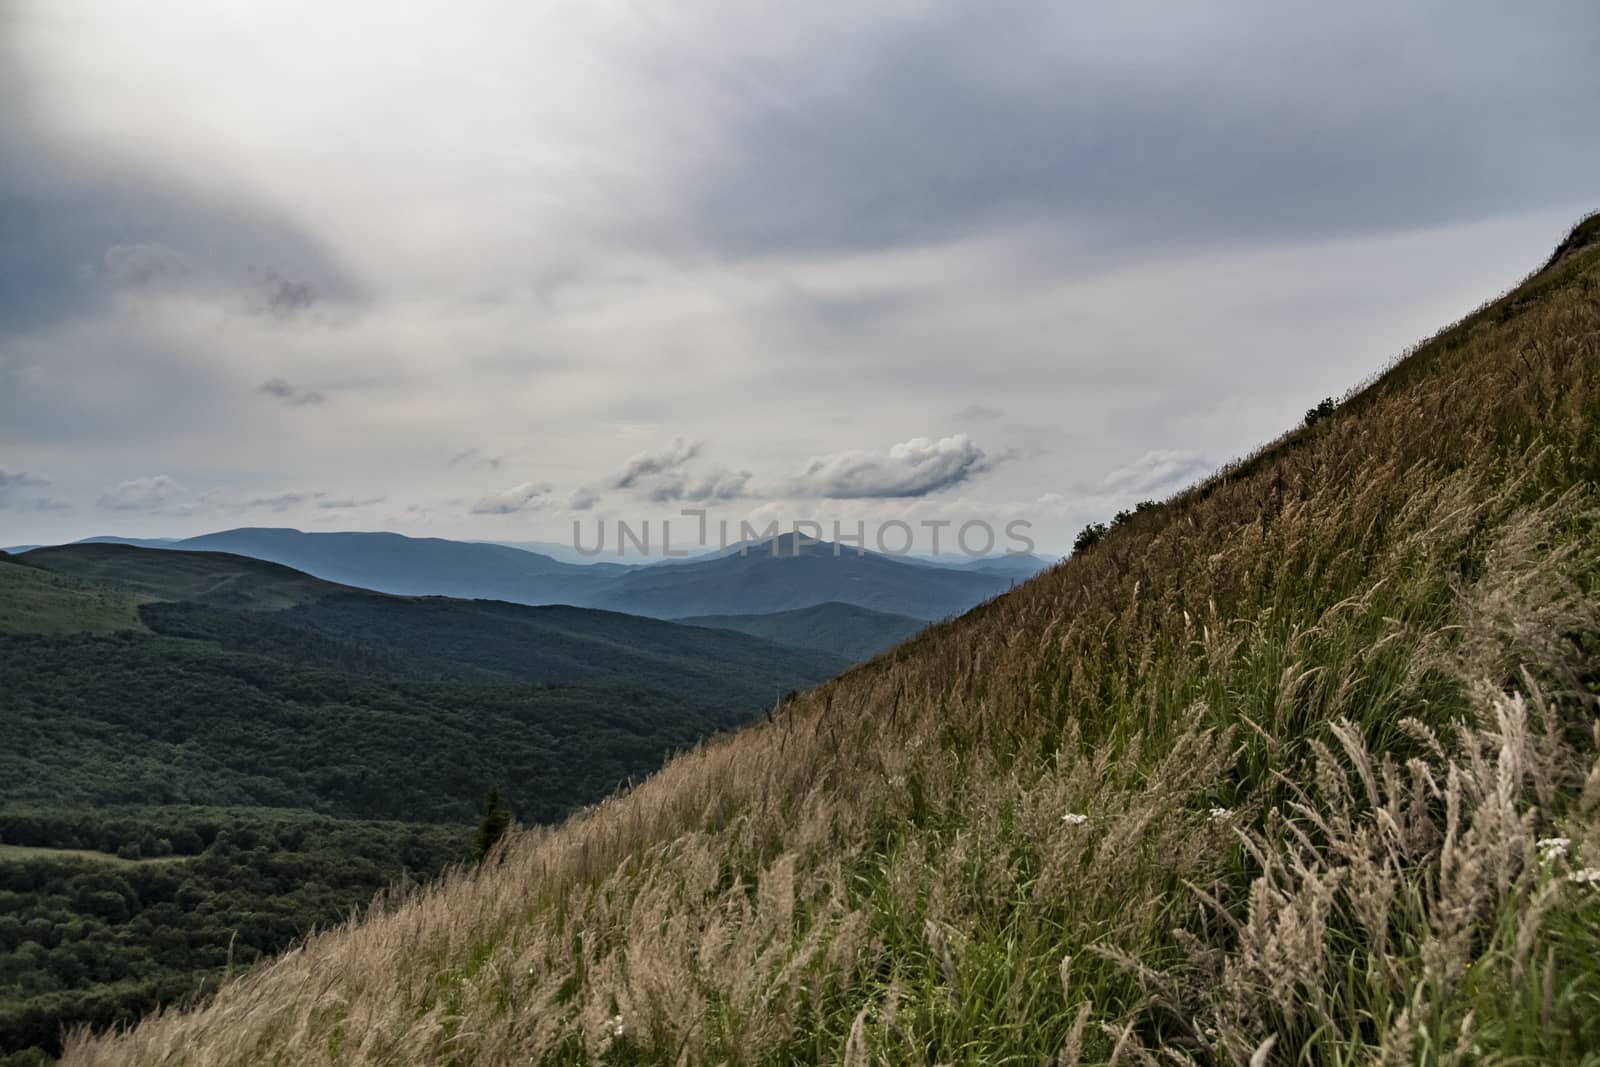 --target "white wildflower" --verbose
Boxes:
[1537,837,1570,863]
[1209,807,1232,823]
[1568,867,1600,885]
[1061,812,1088,825]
